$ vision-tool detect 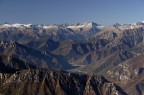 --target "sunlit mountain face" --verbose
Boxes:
[0,21,144,95]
